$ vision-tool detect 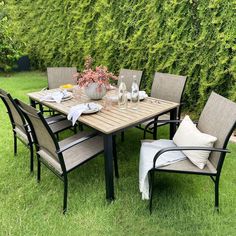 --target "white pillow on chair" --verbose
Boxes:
[173,115,217,169]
